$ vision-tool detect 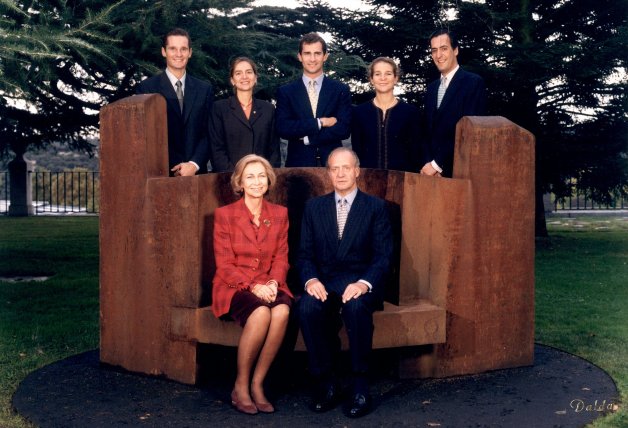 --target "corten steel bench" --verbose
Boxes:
[99,94,535,385]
